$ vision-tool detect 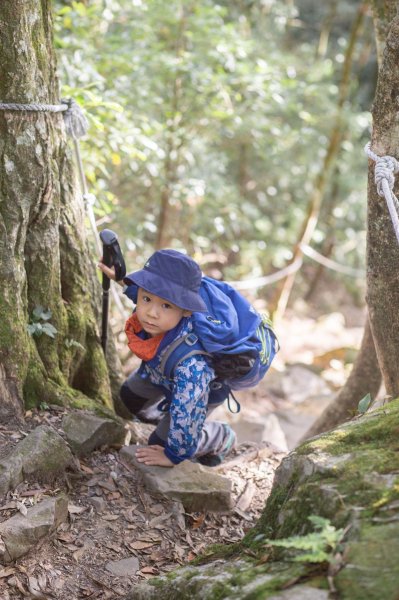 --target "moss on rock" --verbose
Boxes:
[123,399,399,599]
